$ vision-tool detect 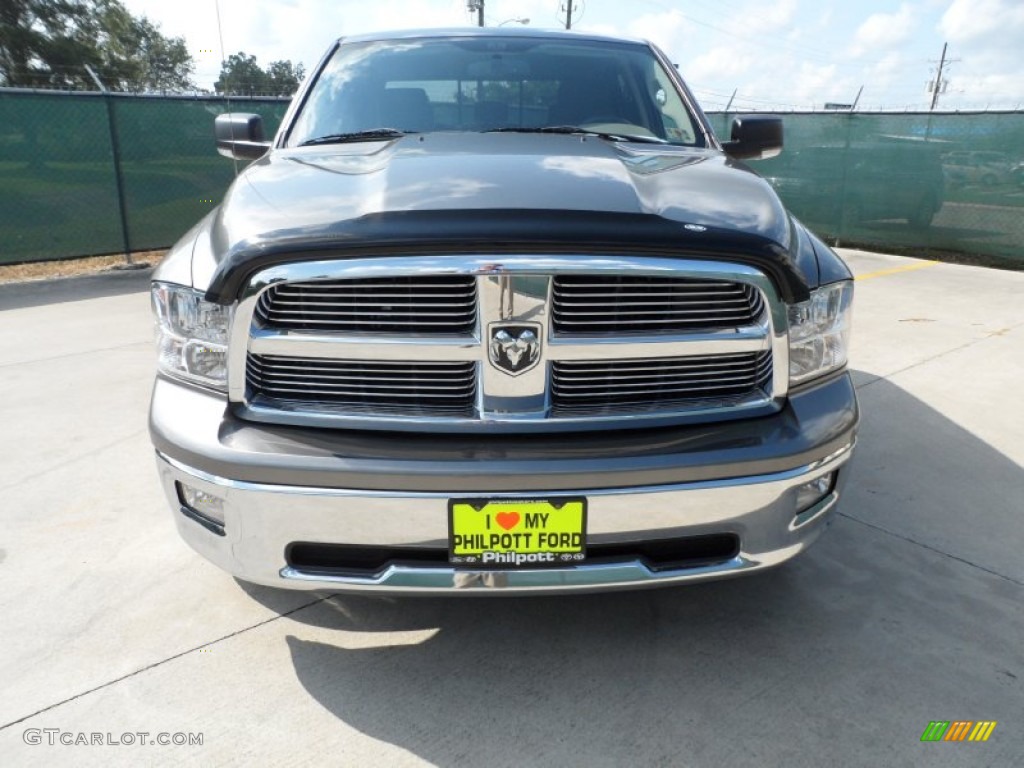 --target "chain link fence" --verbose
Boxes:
[0,90,289,264]
[0,89,1021,266]
[709,110,1024,265]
